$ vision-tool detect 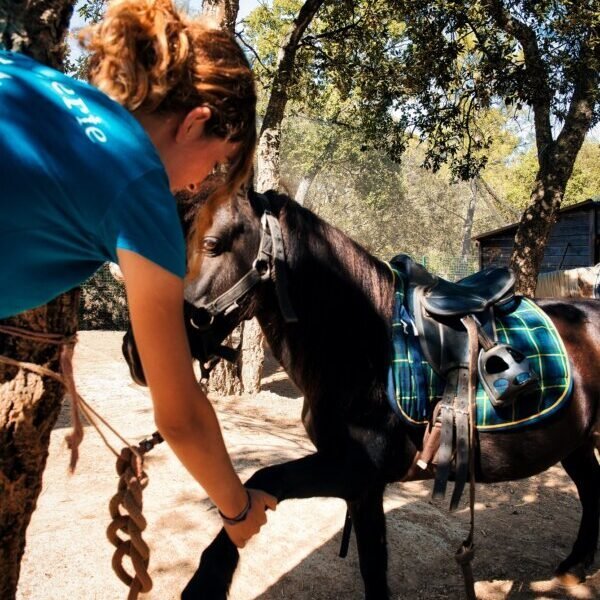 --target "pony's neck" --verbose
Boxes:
[256,197,395,396]
[287,199,394,315]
